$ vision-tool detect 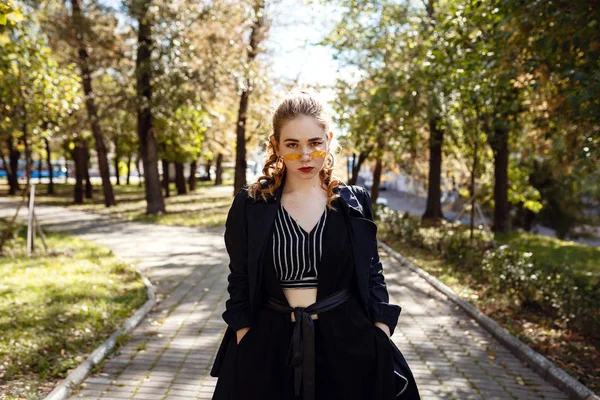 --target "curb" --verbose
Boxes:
[378,240,599,400]
[44,263,156,400]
